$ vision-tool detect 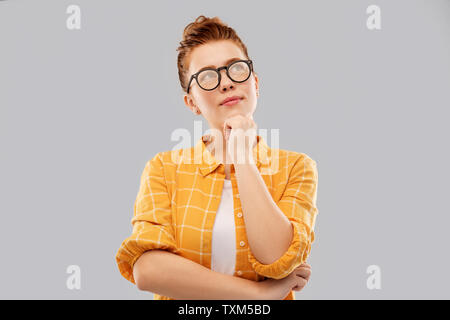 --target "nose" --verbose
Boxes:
[219,69,234,92]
